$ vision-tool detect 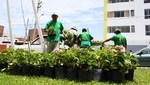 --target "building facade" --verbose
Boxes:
[104,0,150,52]
[28,28,47,41]
[0,25,4,37]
